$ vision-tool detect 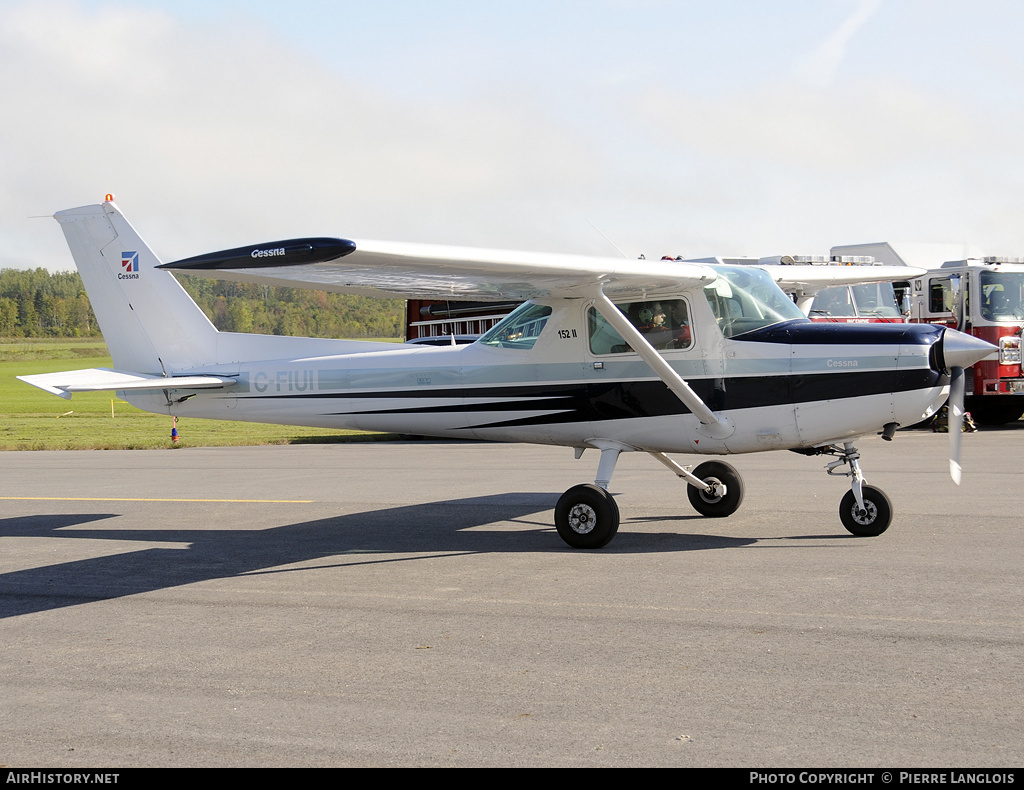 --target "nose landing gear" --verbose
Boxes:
[823,441,892,537]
